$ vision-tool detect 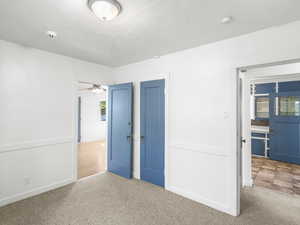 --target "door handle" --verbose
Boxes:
[140,136,145,141]
[127,135,132,142]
